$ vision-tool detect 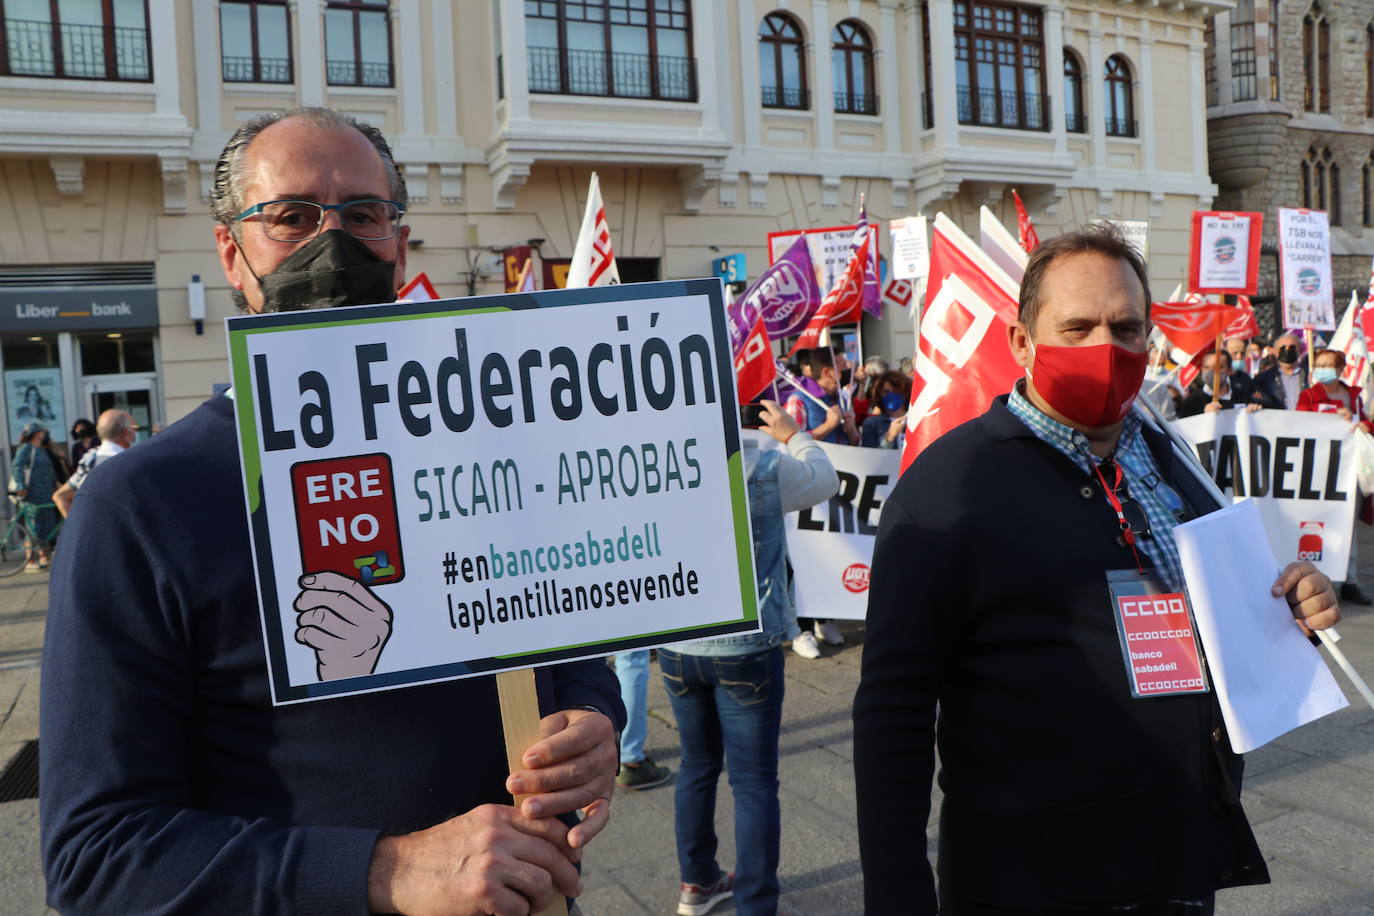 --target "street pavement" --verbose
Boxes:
[4,539,1374,914]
